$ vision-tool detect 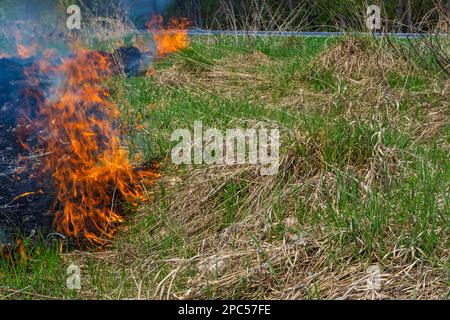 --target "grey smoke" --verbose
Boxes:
[79,0,174,28]
[0,1,175,28]
[121,0,173,28]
